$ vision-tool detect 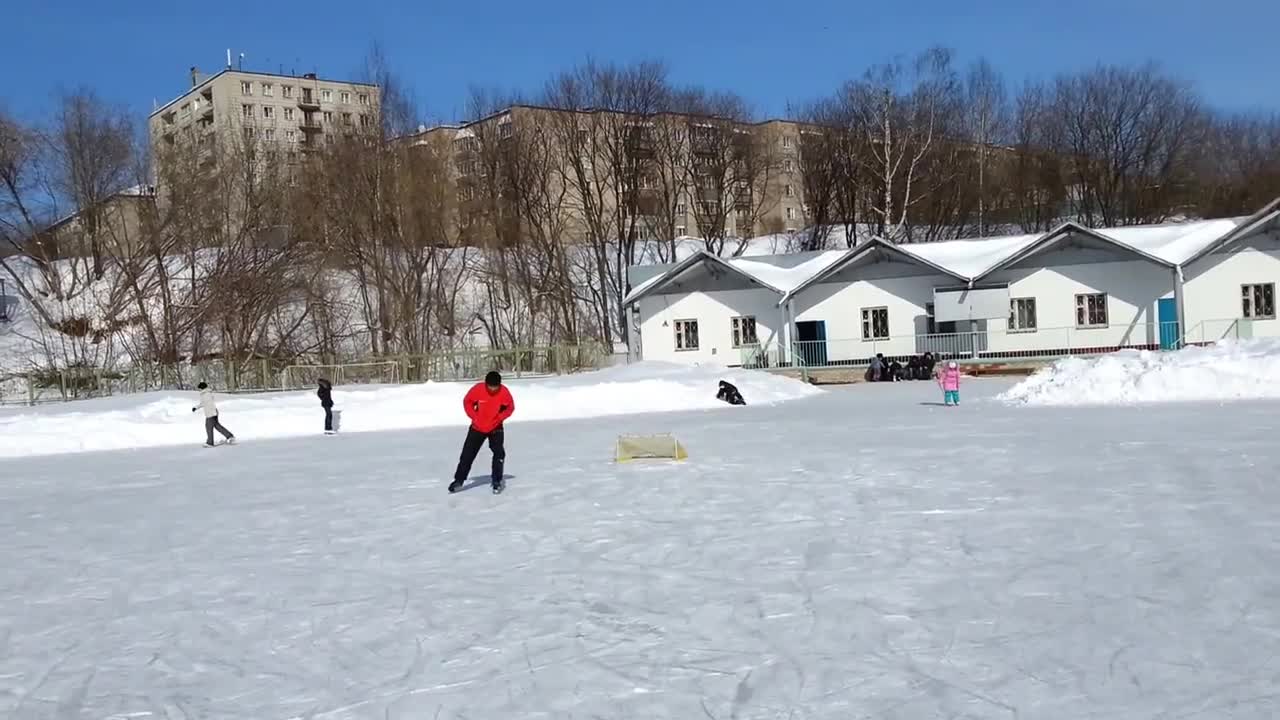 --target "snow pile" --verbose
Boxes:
[999,339,1280,406]
[0,362,820,458]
